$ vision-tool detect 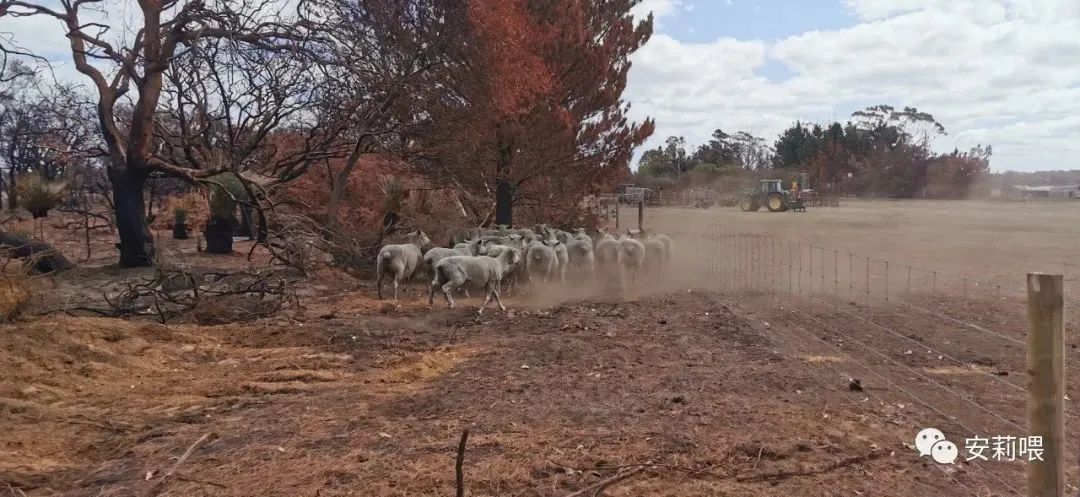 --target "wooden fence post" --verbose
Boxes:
[1027,273,1064,497]
[637,199,644,232]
